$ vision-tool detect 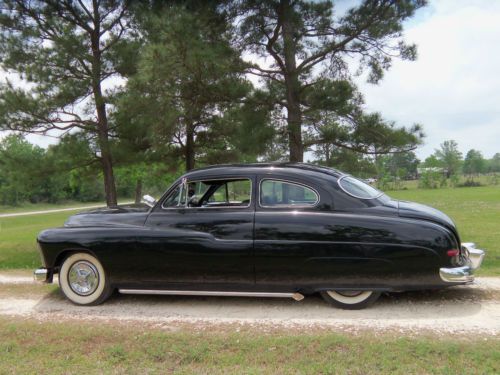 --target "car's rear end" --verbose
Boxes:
[439,242,485,283]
